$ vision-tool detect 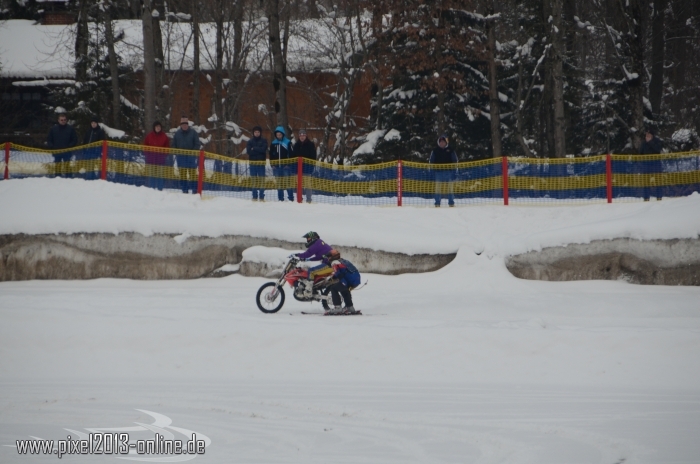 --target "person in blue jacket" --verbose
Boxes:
[171,116,201,194]
[47,113,78,178]
[246,125,268,201]
[324,249,361,315]
[270,125,294,201]
[429,134,458,207]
